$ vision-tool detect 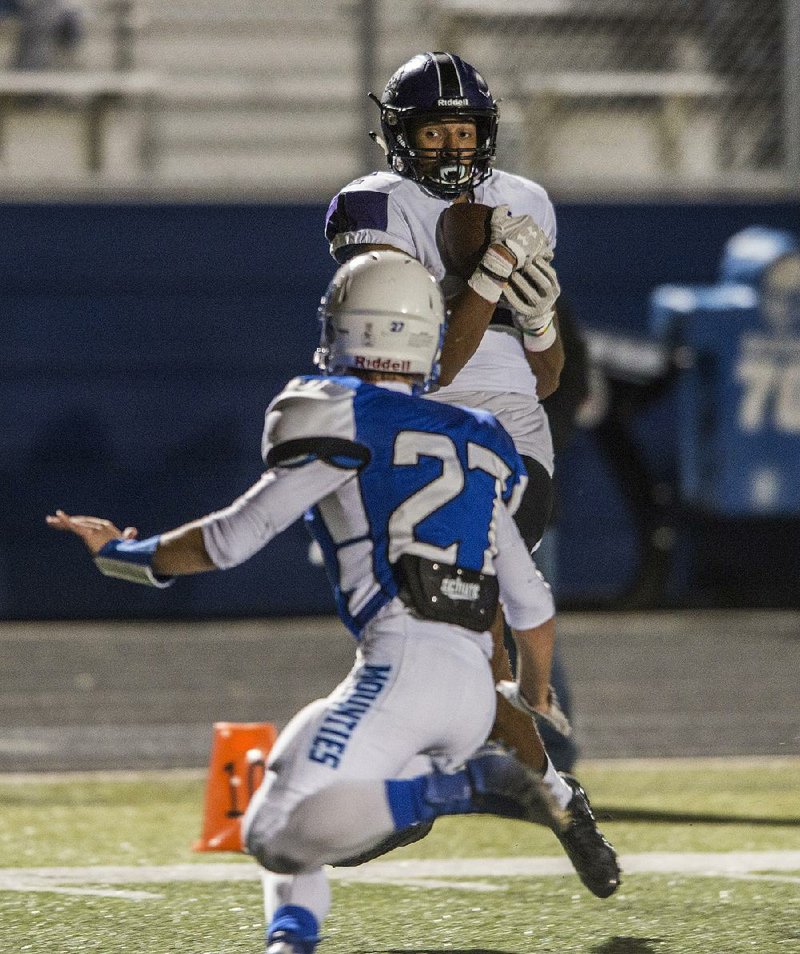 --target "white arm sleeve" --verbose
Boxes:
[201,461,353,570]
[493,503,555,630]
